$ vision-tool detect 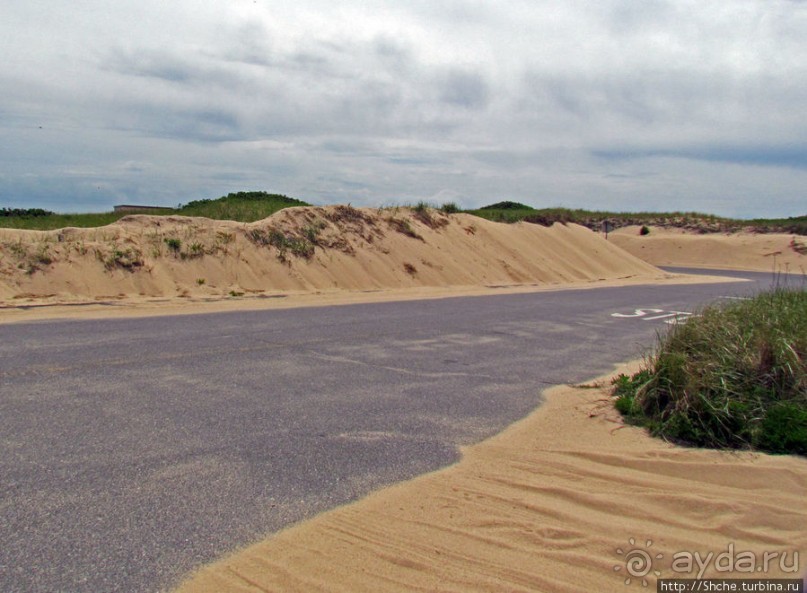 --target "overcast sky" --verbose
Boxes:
[1,1,805,217]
